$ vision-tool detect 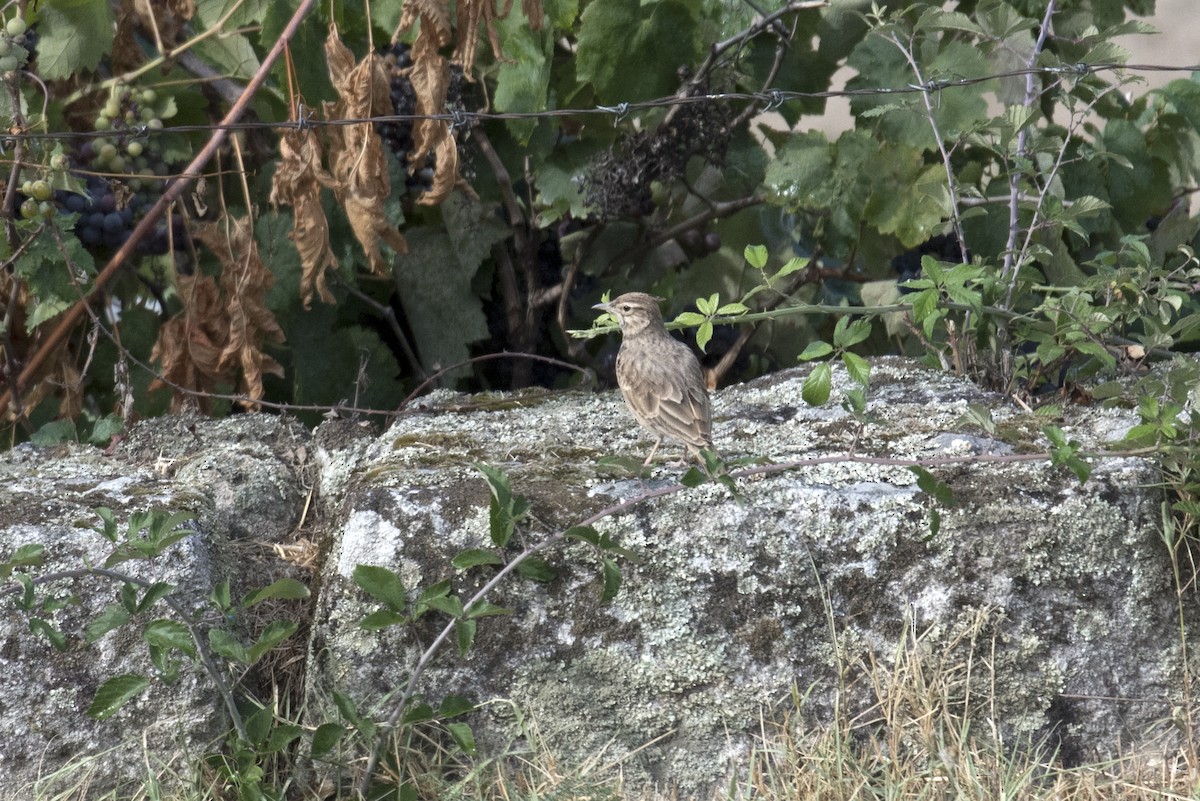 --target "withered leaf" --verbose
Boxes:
[271,127,337,308]
[149,272,228,413]
[324,27,408,274]
[196,217,286,406]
